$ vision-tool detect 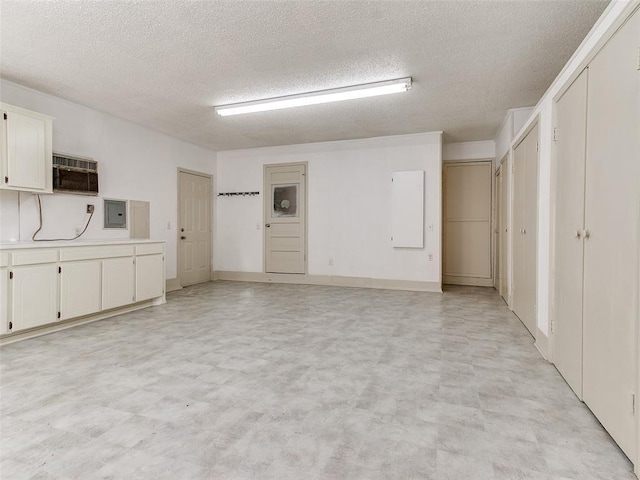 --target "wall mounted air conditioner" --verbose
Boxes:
[52,153,99,195]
